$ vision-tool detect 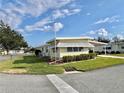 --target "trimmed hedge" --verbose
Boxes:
[62,53,97,62]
